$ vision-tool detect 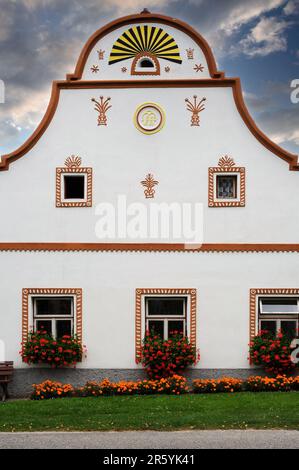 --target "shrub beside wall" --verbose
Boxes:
[21,330,84,367]
[249,331,298,375]
[139,332,199,379]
